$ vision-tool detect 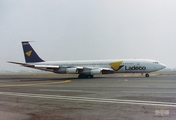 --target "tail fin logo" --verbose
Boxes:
[26,50,32,57]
